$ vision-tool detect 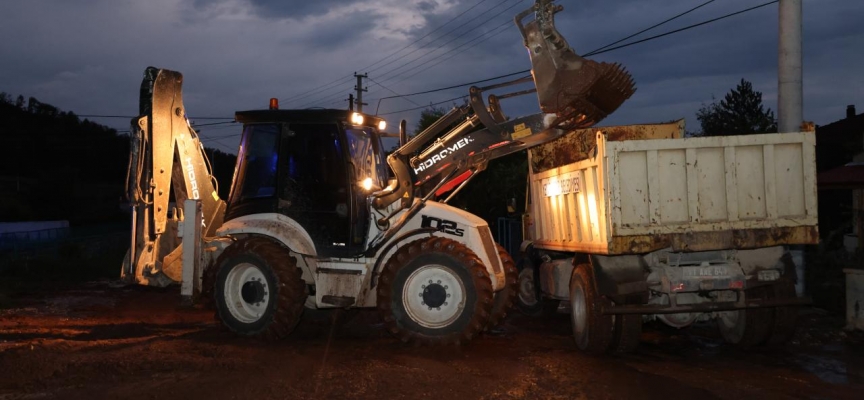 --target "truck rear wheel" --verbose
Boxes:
[516,258,558,316]
[377,237,493,346]
[717,288,772,347]
[486,244,518,330]
[610,312,642,354]
[766,278,798,346]
[214,237,307,341]
[570,264,614,354]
